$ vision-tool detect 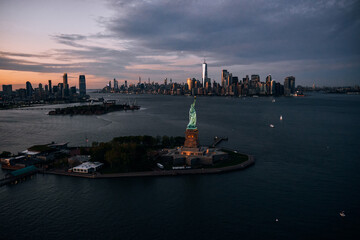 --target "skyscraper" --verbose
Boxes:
[63,73,68,85]
[38,83,43,98]
[232,76,239,85]
[290,77,295,92]
[227,73,233,86]
[266,75,272,84]
[2,85,12,96]
[63,73,69,97]
[221,70,229,88]
[243,75,249,85]
[79,75,86,96]
[250,74,260,89]
[70,86,77,95]
[202,60,208,87]
[58,83,64,97]
[251,75,260,82]
[48,80,52,93]
[187,78,193,91]
[26,81,33,97]
[270,80,275,95]
[113,78,118,90]
[266,75,272,94]
[284,76,295,96]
